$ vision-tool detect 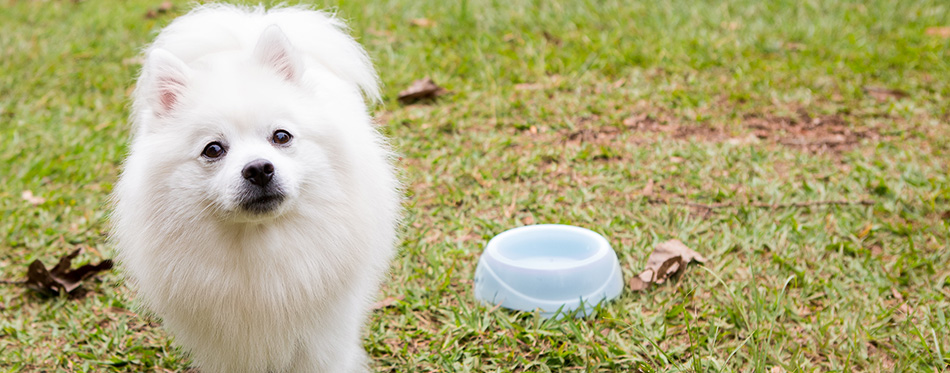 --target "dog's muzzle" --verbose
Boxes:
[239,159,285,213]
